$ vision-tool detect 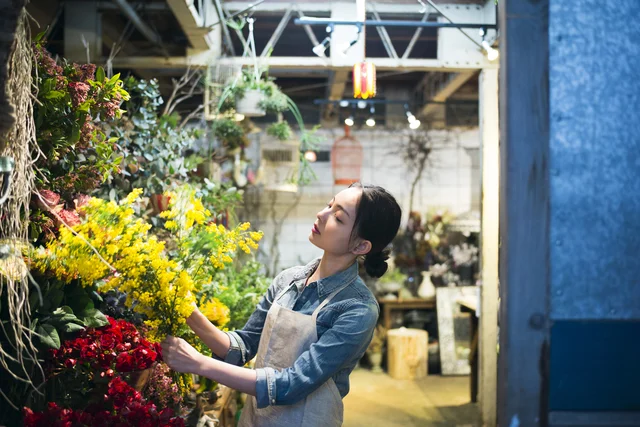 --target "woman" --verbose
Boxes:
[161,183,402,426]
